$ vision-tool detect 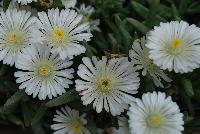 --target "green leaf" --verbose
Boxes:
[93,32,108,50]
[114,15,131,52]
[146,0,163,27]
[147,0,160,5]
[83,40,97,57]
[0,65,9,76]
[104,17,122,46]
[193,90,200,104]
[52,0,64,8]
[181,78,194,97]
[144,75,156,92]
[0,106,4,114]
[126,18,150,34]
[131,1,166,24]
[131,1,148,19]
[21,103,33,127]
[4,81,19,91]
[87,118,99,134]
[3,90,26,113]
[179,91,194,117]
[31,103,47,125]
[46,90,79,107]
[179,0,190,15]
[187,1,200,14]
[171,3,181,20]
[32,122,45,134]
[70,101,93,112]
[3,0,11,11]
[7,114,24,128]
[184,111,194,124]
